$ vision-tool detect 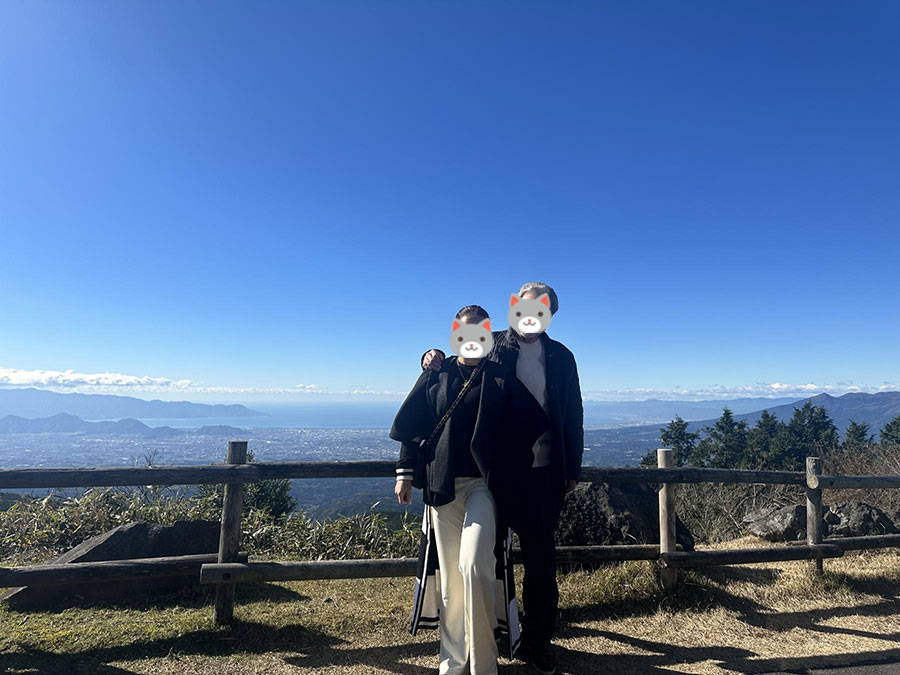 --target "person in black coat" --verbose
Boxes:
[391,304,548,675]
[419,283,584,675]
